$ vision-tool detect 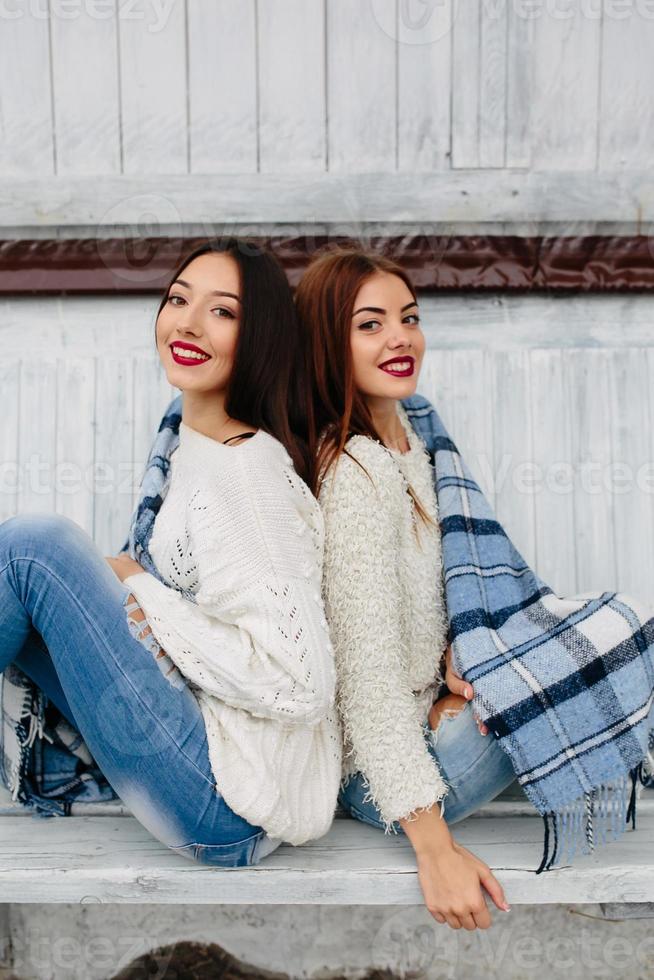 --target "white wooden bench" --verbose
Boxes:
[1,783,653,915]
